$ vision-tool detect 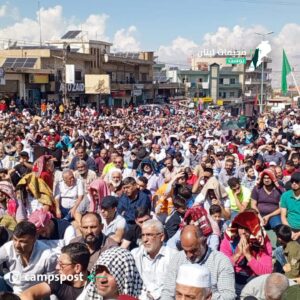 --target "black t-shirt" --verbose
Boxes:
[123,224,141,251]
[49,280,84,300]
[11,163,30,186]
